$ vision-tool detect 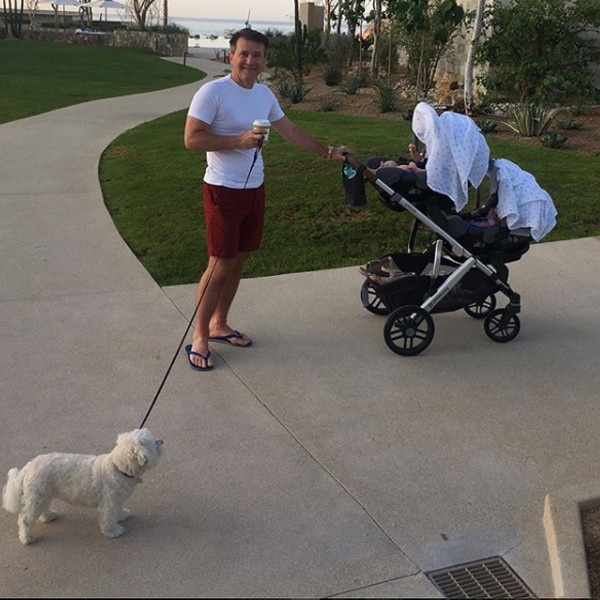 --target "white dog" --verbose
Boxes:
[2,428,163,545]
